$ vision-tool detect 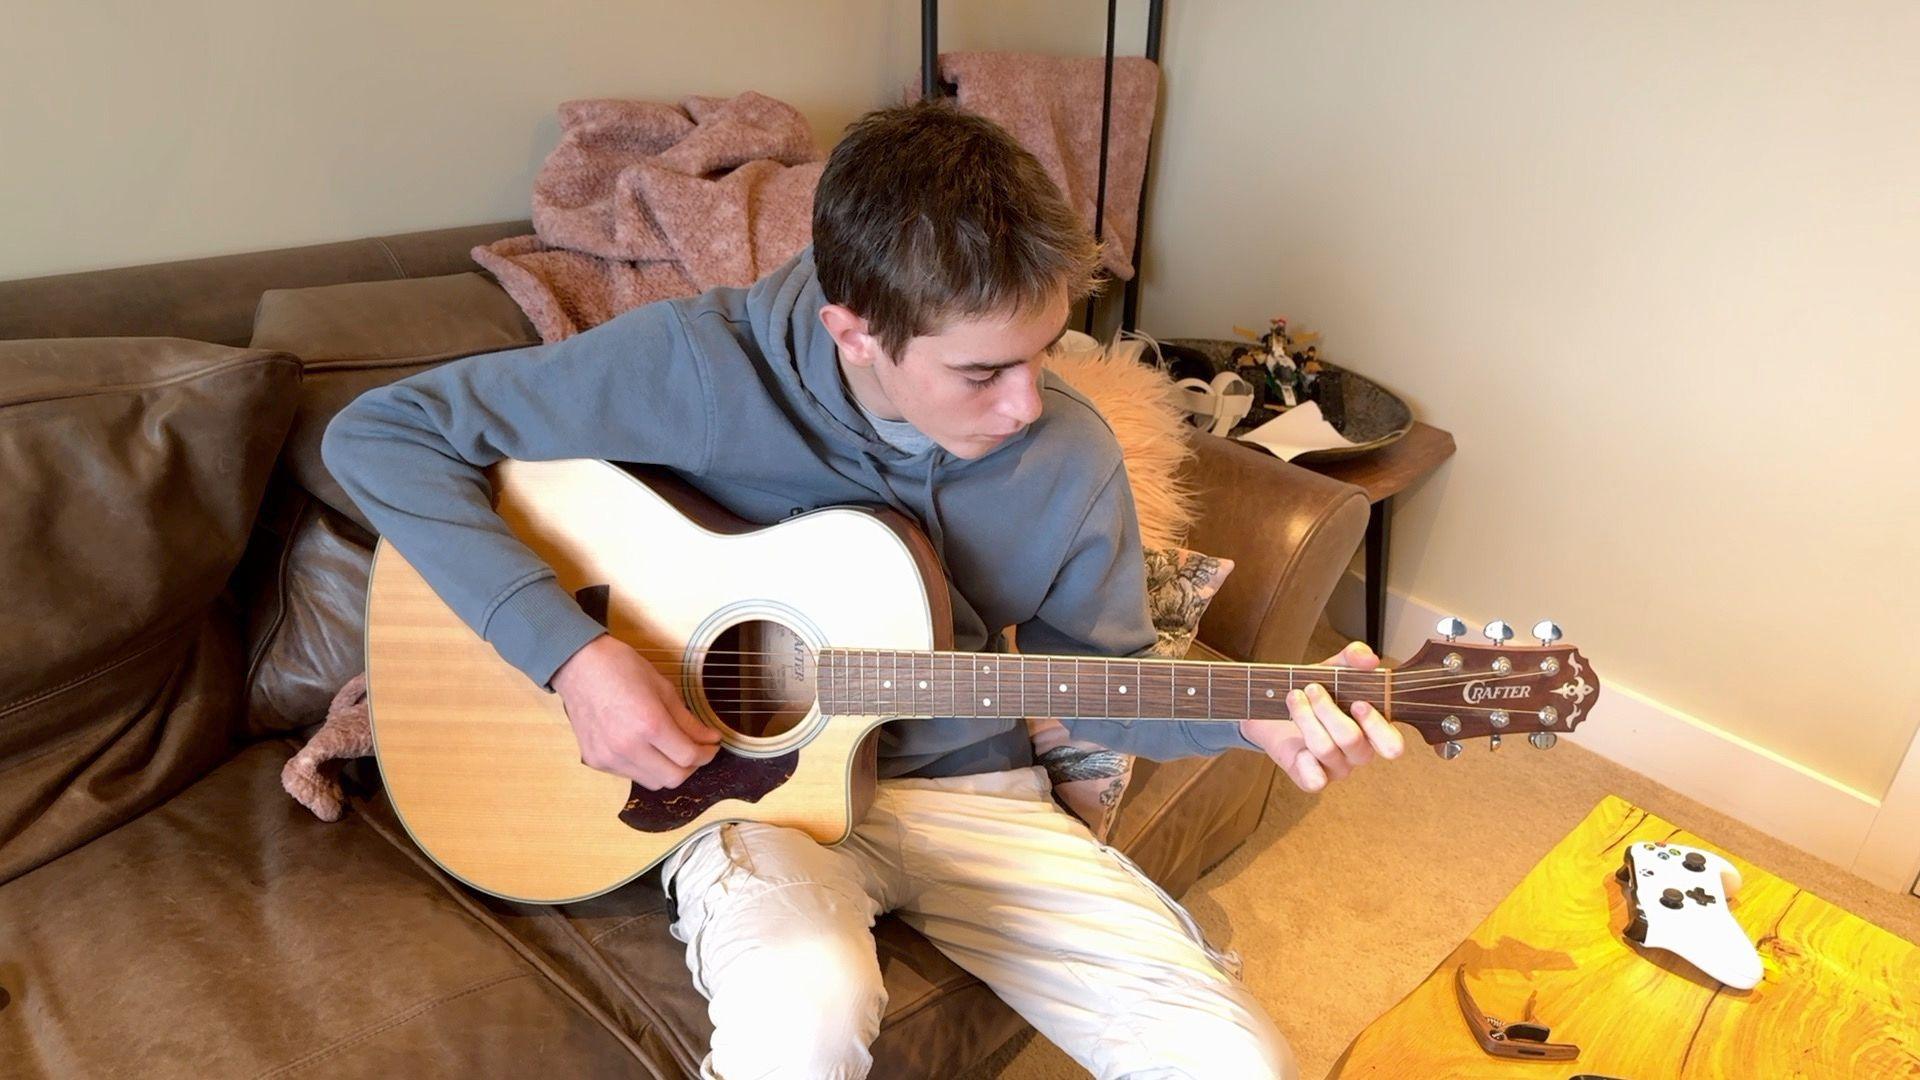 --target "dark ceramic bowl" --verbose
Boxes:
[1159,337,1413,464]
